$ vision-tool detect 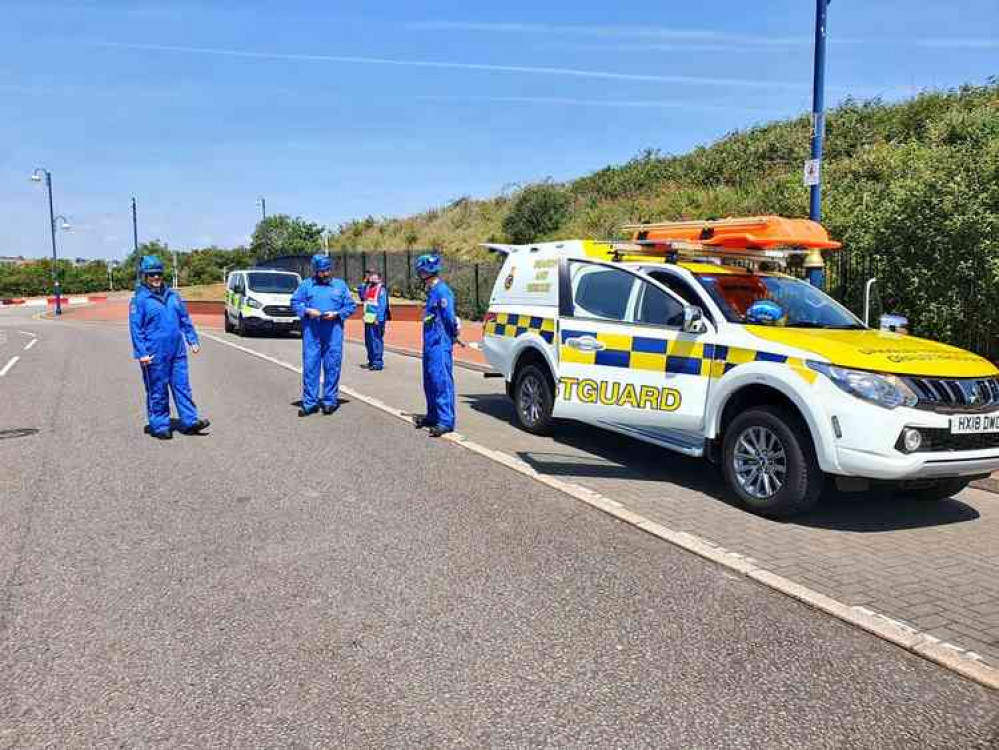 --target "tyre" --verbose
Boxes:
[905,478,971,502]
[236,315,246,337]
[224,312,234,333]
[513,363,554,435]
[722,407,823,518]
